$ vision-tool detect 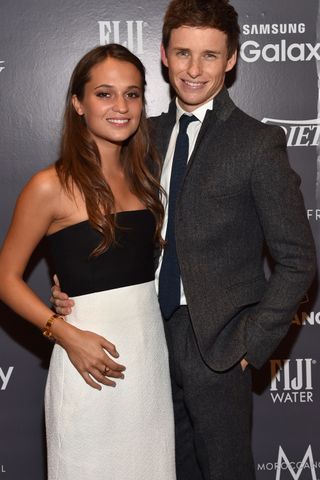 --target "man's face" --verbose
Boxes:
[161,26,237,112]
